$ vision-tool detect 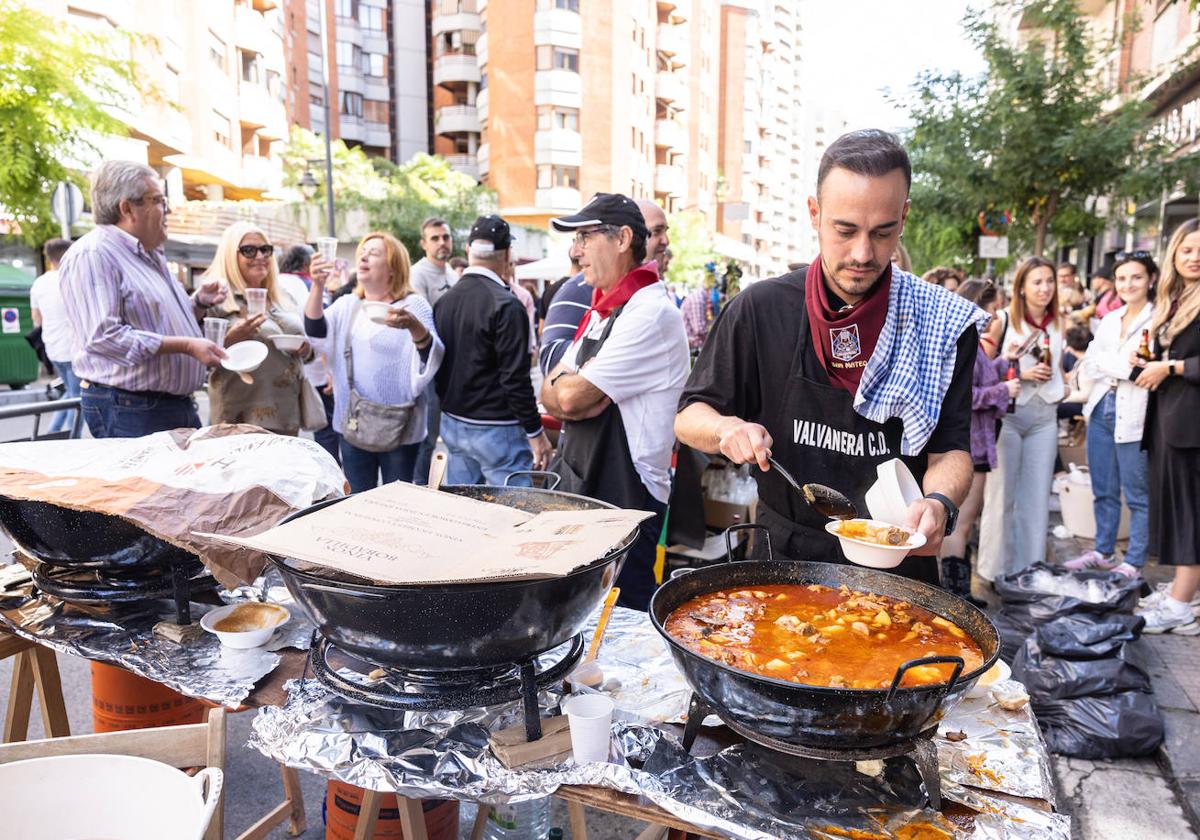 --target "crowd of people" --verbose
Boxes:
[29,137,1200,622]
[930,227,1200,634]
